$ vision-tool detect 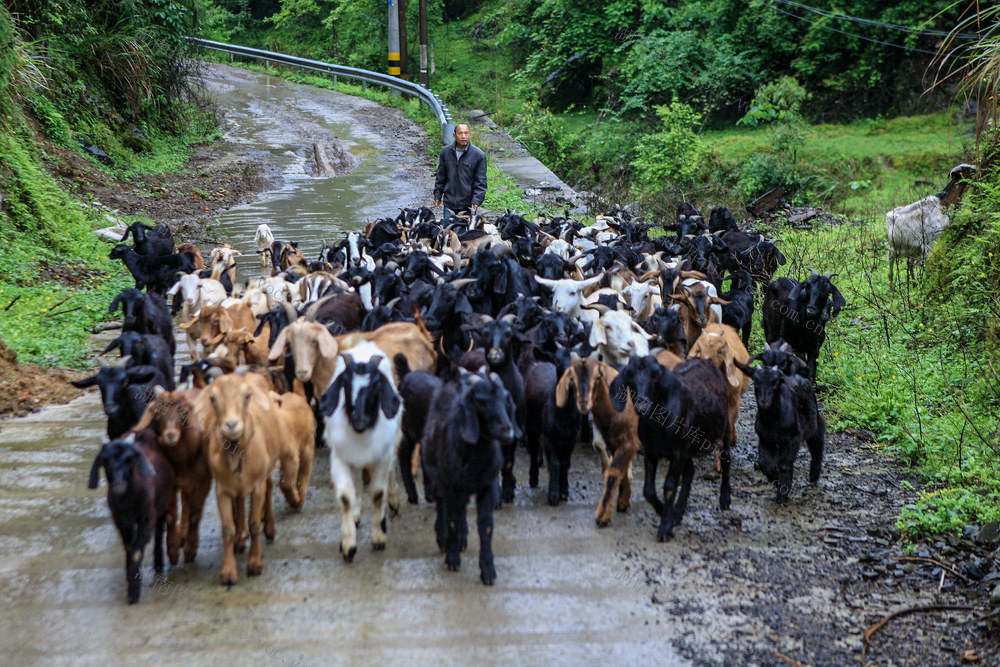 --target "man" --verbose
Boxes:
[433,123,487,222]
